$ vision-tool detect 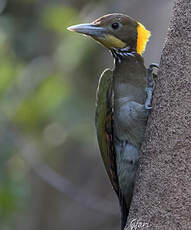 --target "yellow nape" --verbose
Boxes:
[137,22,151,55]
[97,34,126,49]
